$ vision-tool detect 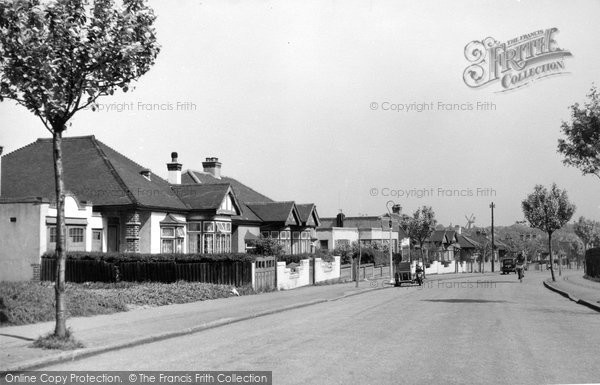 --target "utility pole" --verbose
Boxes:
[490,202,495,273]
